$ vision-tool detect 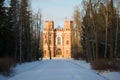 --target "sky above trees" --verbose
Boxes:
[31,0,82,27]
